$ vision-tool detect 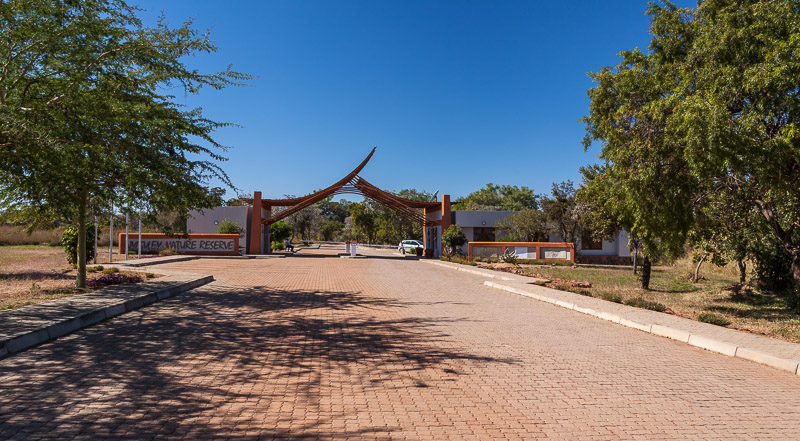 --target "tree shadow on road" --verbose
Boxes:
[0,284,515,439]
